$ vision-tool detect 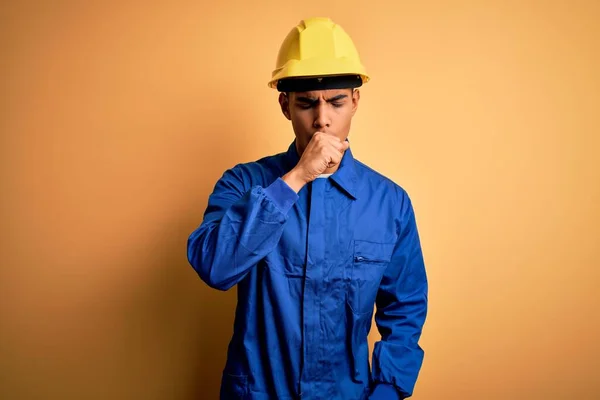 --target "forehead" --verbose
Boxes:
[292,88,352,99]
